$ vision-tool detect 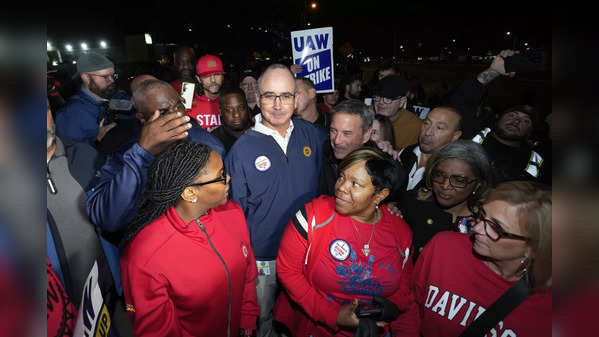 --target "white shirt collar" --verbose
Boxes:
[253,114,294,154]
